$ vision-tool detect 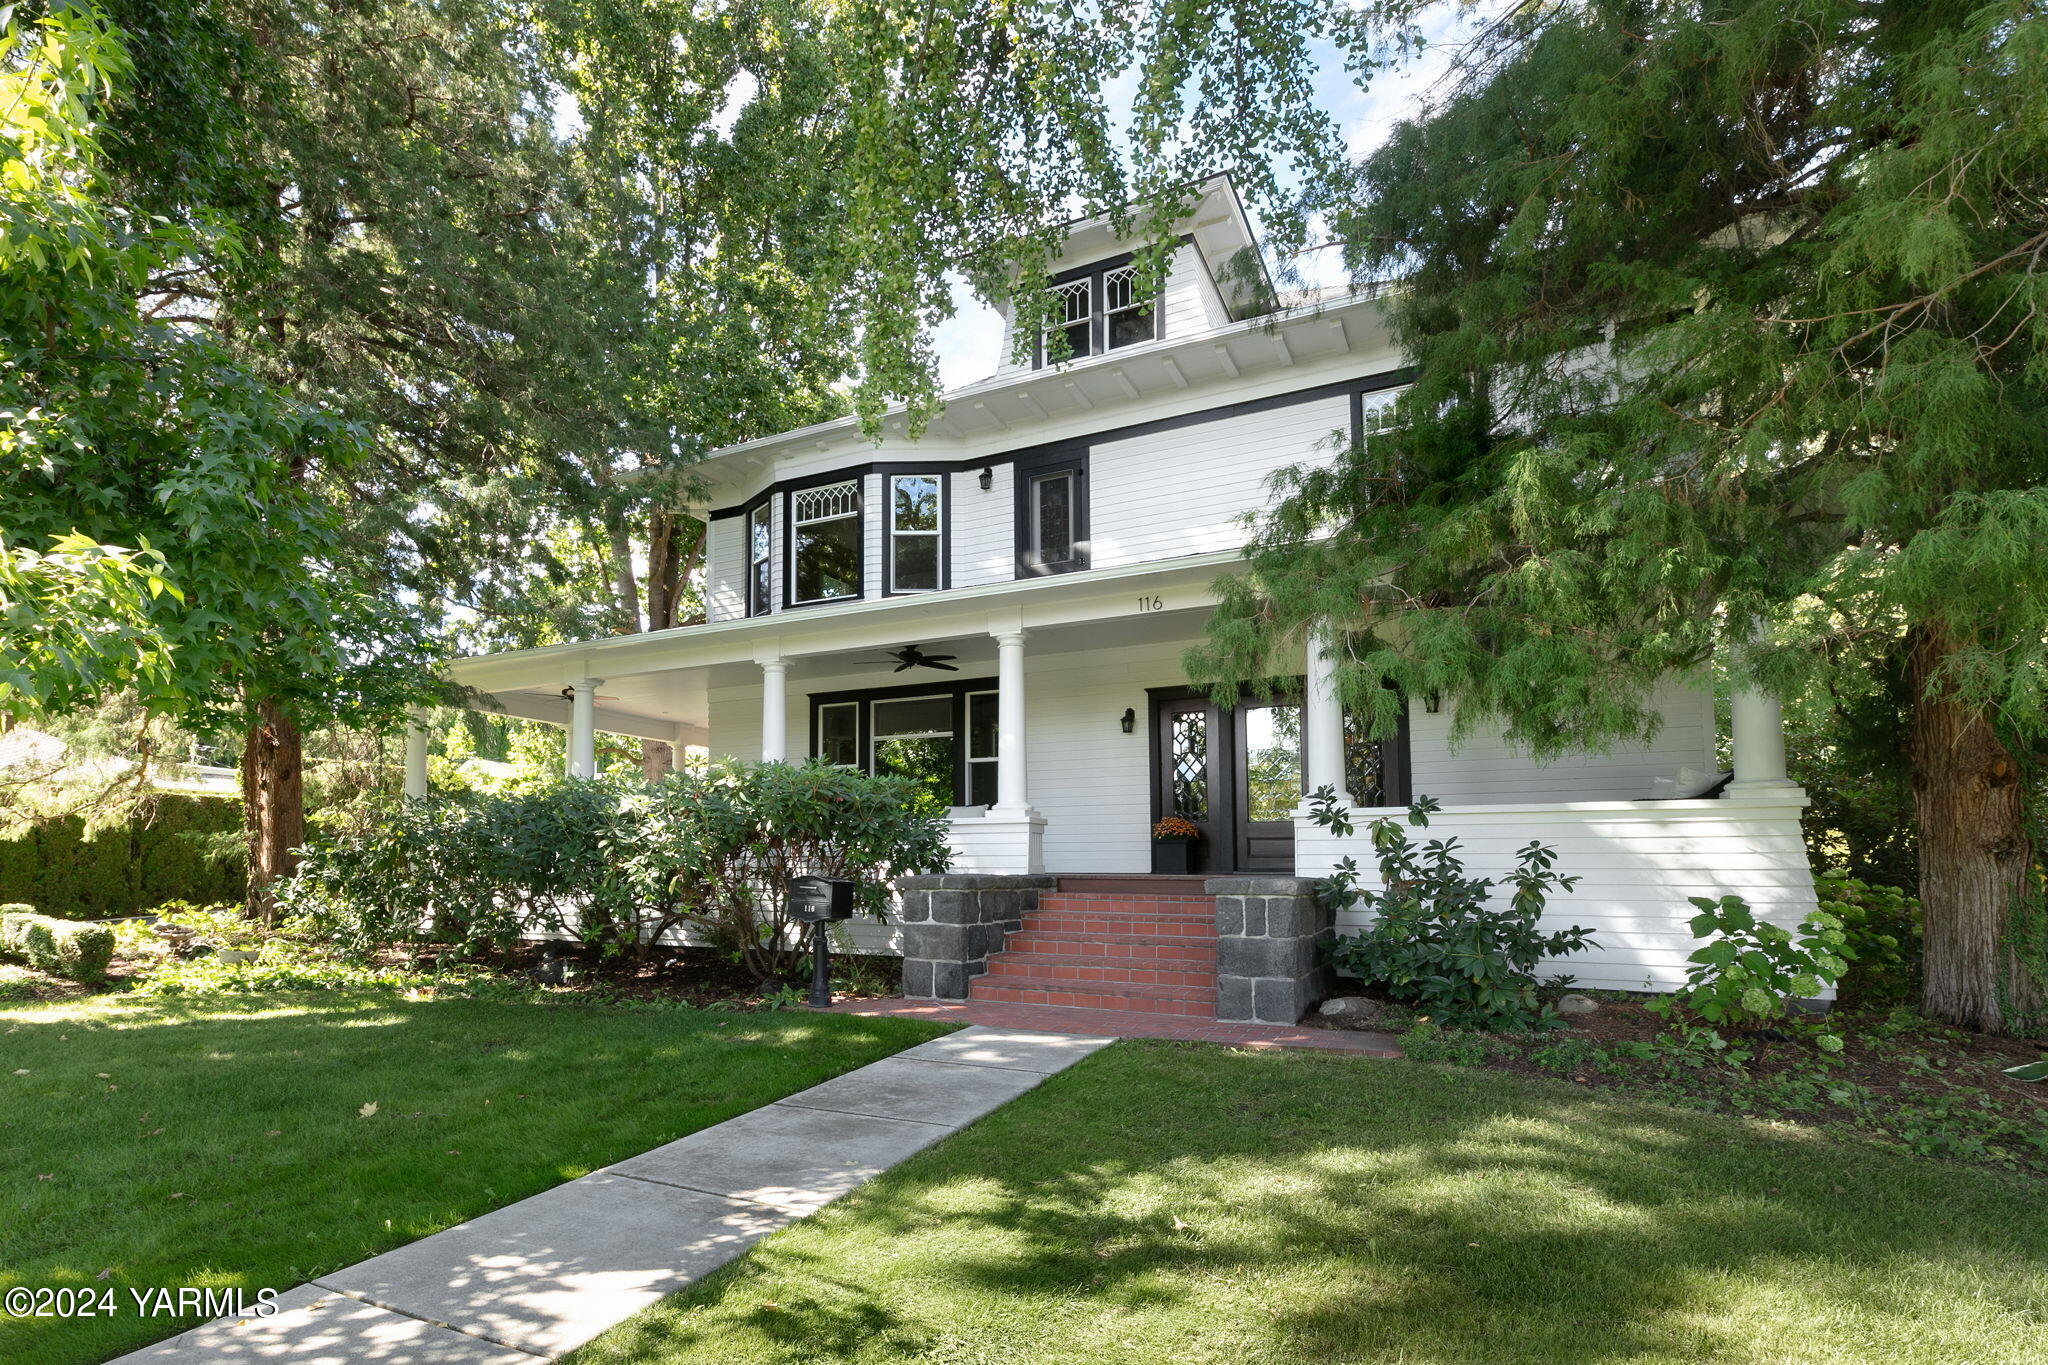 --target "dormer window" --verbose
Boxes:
[1052,278,1092,360]
[788,479,861,605]
[1035,253,1162,366]
[1102,263,1154,349]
